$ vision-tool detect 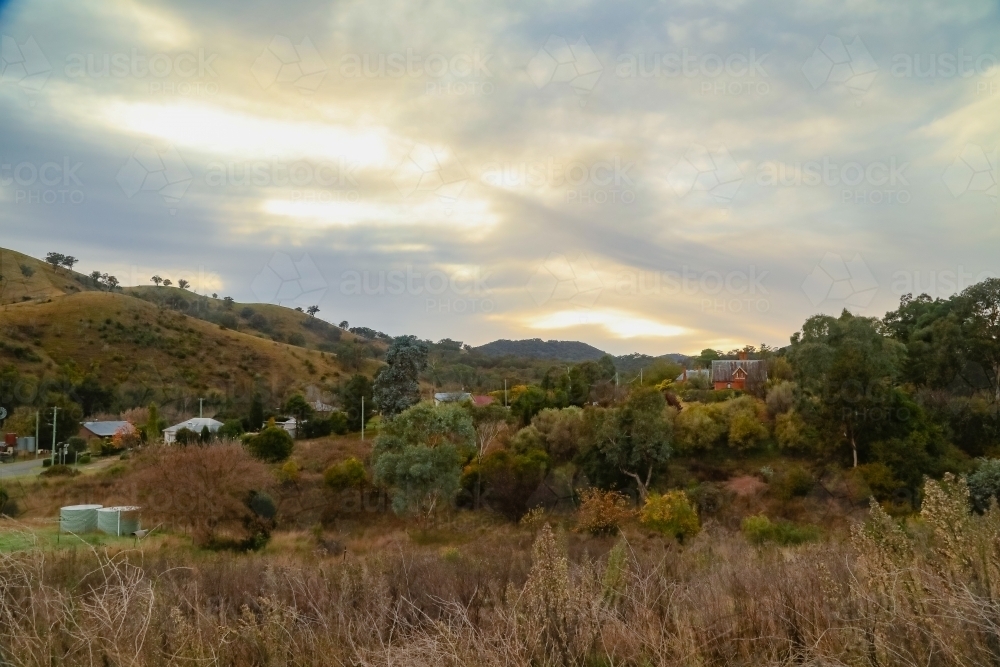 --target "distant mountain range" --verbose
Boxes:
[473,338,691,367]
